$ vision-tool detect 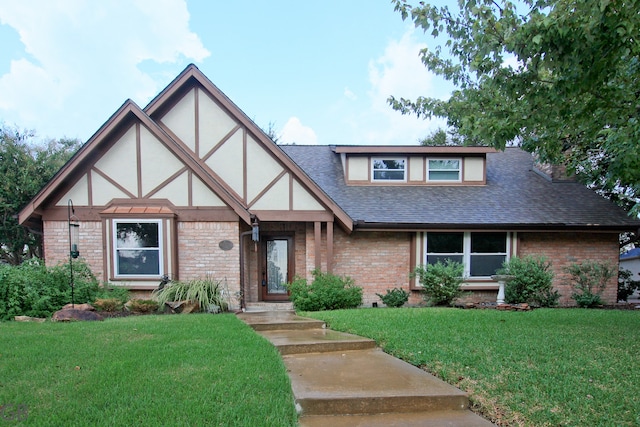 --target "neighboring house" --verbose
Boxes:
[620,248,640,280]
[19,65,640,308]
